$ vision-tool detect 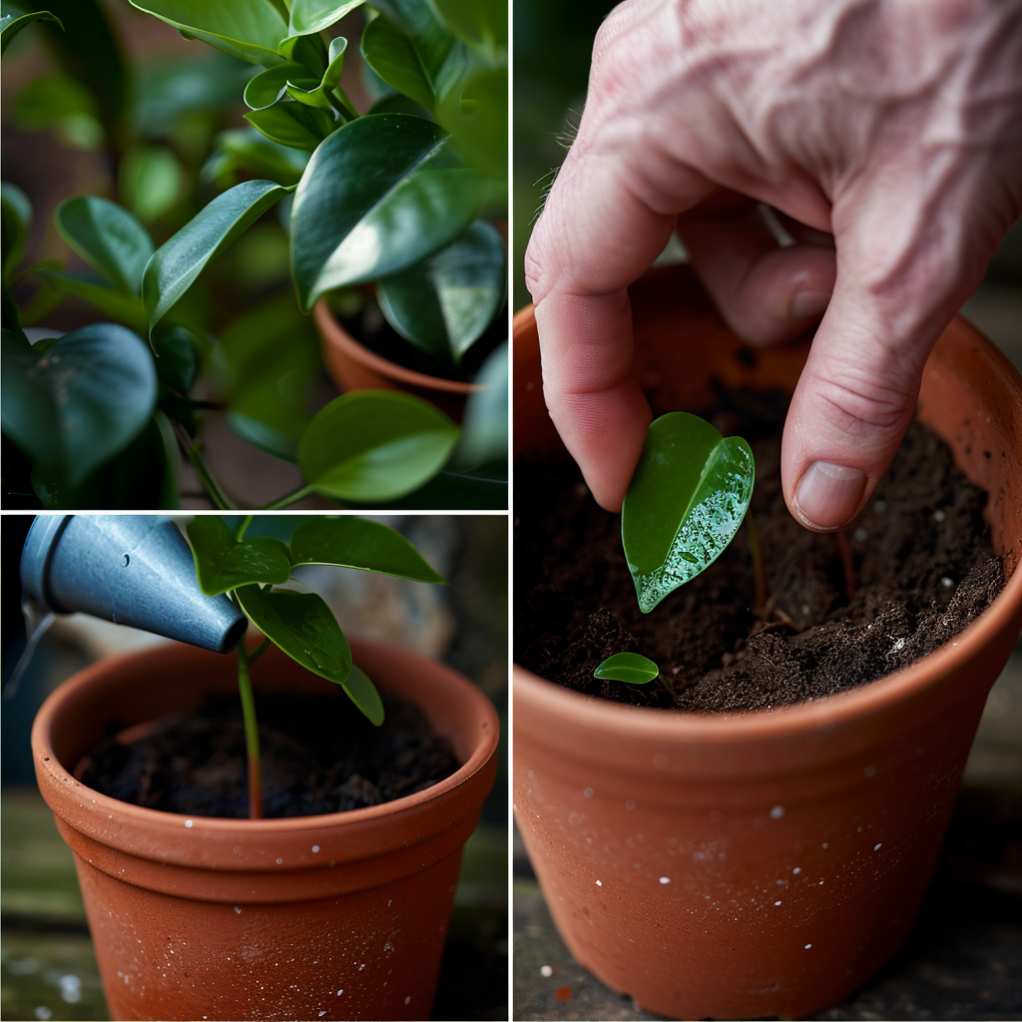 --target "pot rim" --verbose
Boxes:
[34,638,499,837]
[314,299,483,395]
[512,298,1022,744]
